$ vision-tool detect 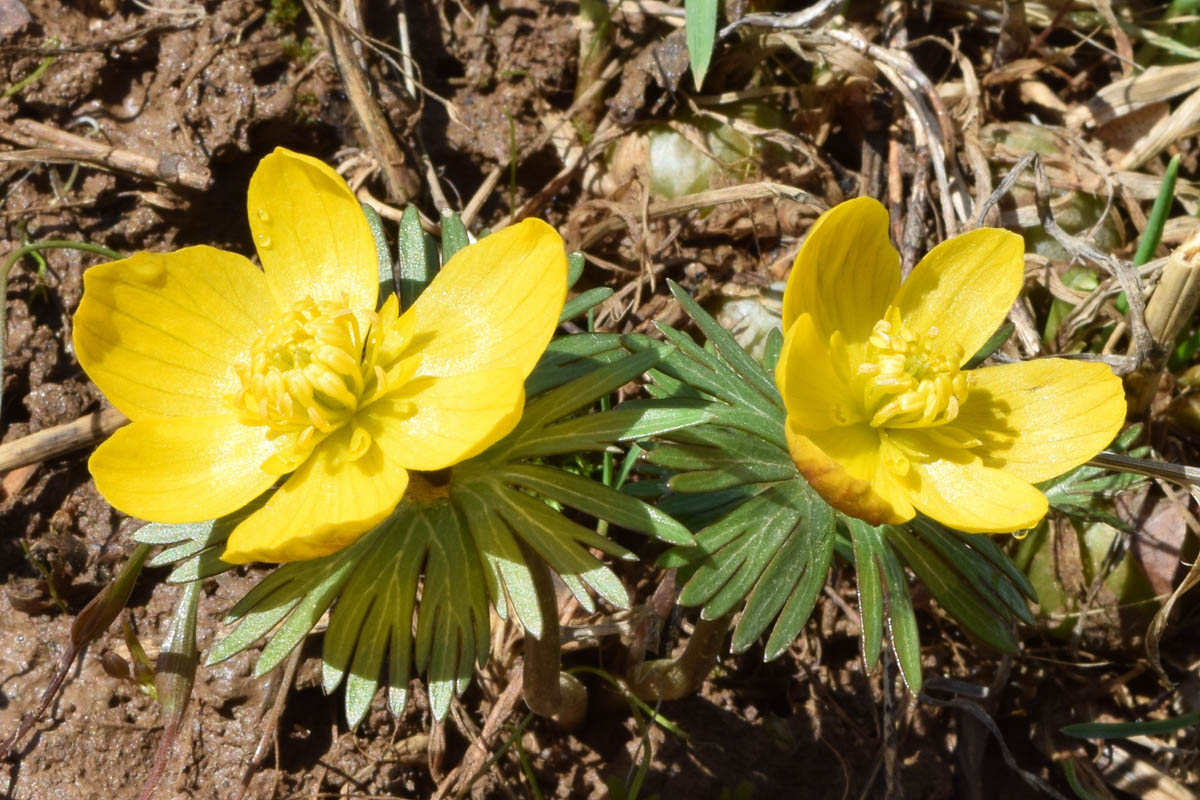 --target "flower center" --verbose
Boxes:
[231,294,418,474]
[234,296,366,433]
[856,306,973,429]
